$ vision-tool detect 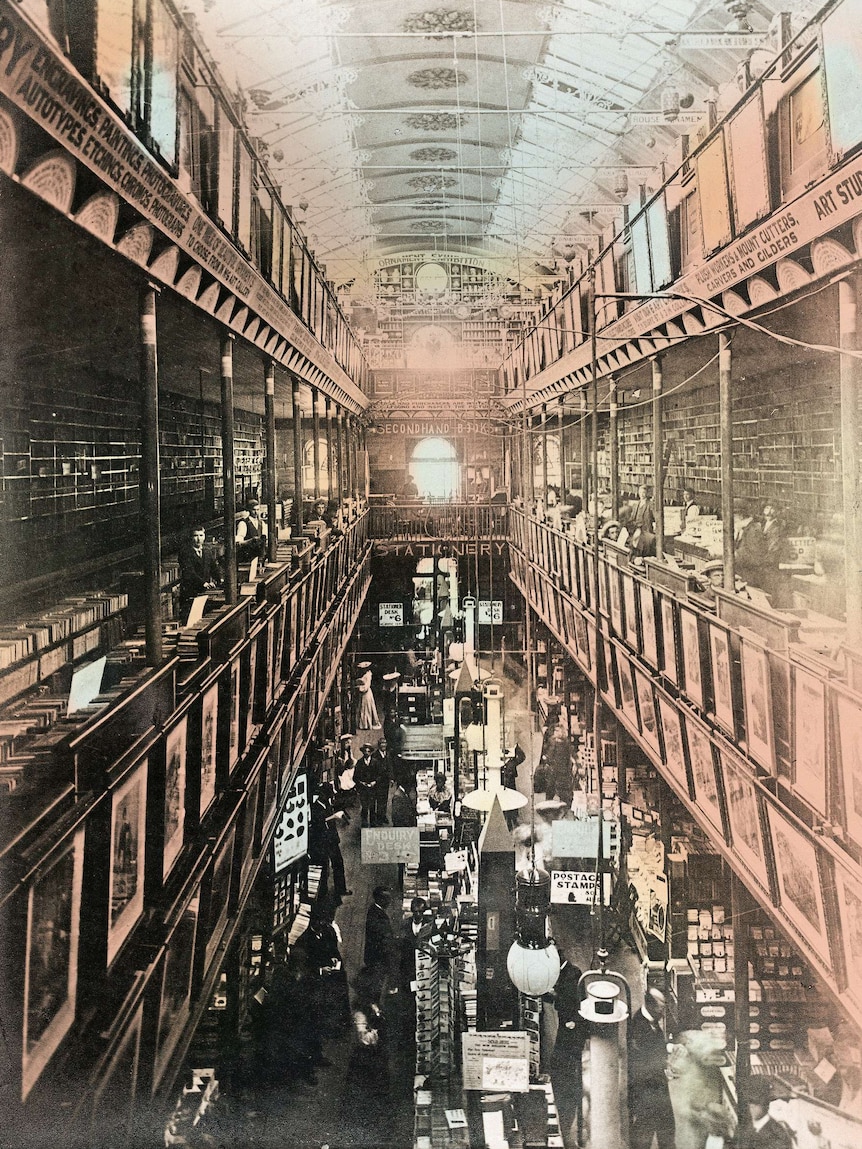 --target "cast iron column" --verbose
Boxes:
[609,377,619,520]
[336,409,345,500]
[325,395,335,501]
[311,386,321,501]
[140,285,163,665]
[580,390,588,510]
[220,332,238,604]
[541,401,549,503]
[719,332,735,590]
[652,356,665,560]
[292,376,304,537]
[265,360,277,563]
[840,276,862,643]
